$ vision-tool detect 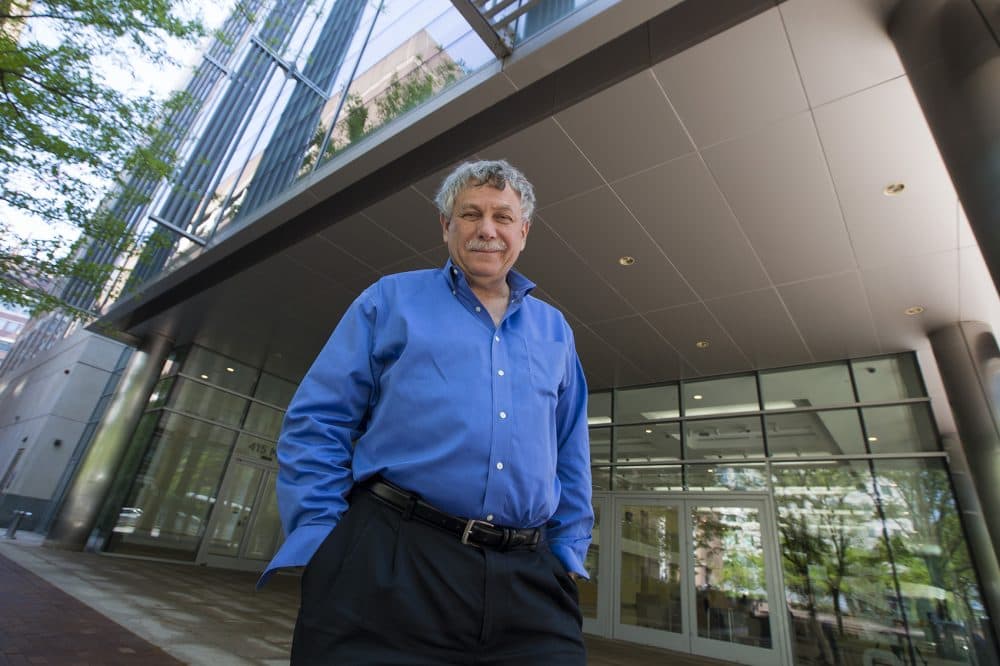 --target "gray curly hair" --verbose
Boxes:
[434,160,536,222]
